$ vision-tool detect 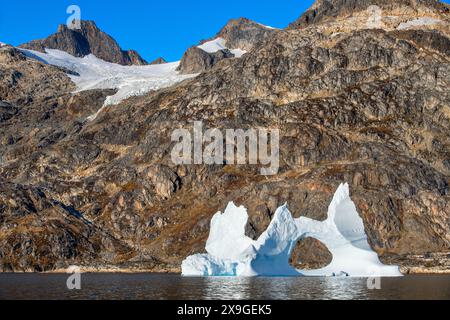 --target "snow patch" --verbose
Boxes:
[19,48,196,120]
[198,38,247,58]
[397,18,442,30]
[0,42,6,47]
[256,22,278,30]
[182,183,402,277]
